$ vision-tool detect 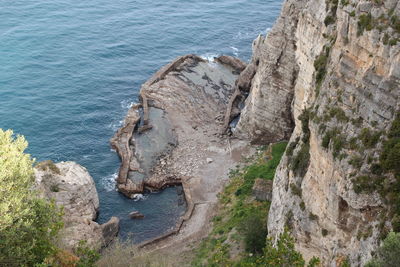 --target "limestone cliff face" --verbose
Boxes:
[235,0,400,265]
